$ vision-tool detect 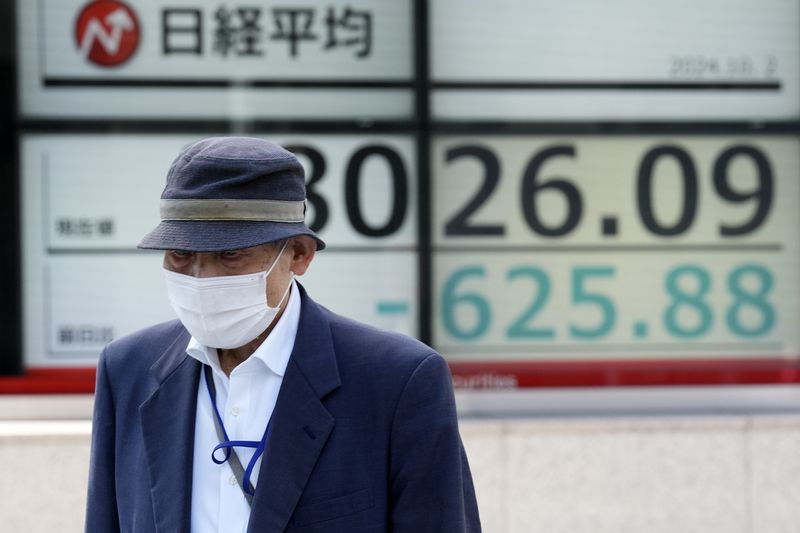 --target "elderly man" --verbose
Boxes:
[85,137,481,532]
